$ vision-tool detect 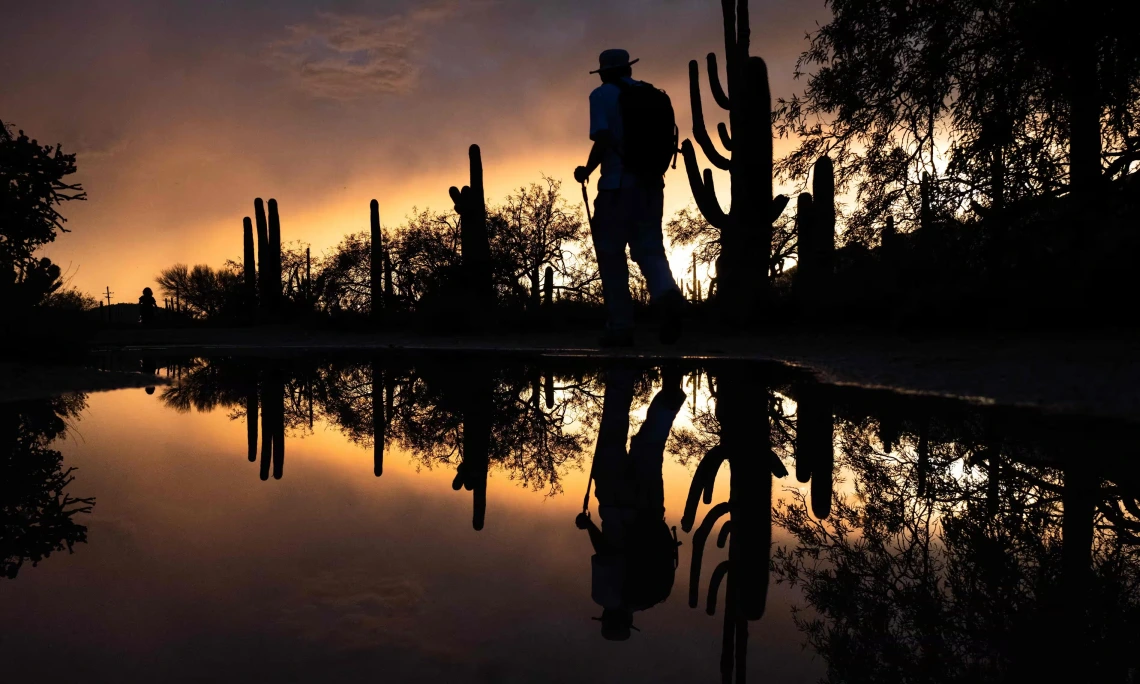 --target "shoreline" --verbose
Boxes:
[7,326,1137,421]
